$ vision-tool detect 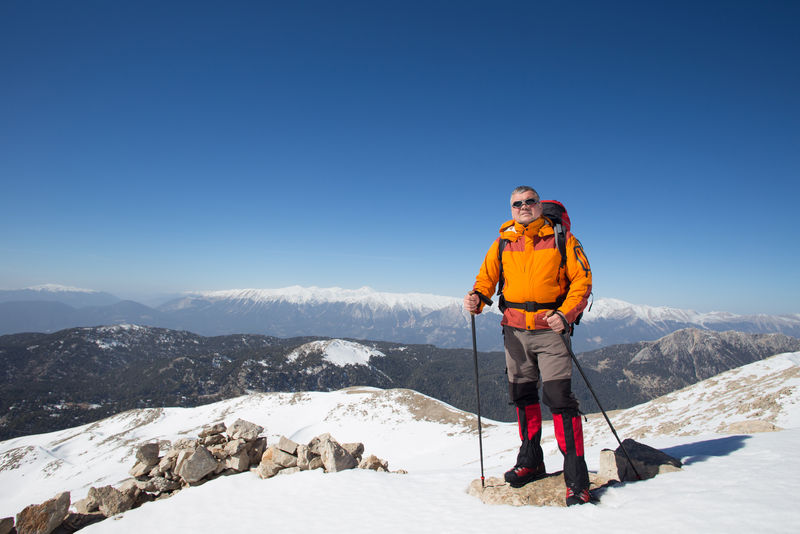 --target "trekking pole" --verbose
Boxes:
[470,291,493,488]
[551,312,642,481]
